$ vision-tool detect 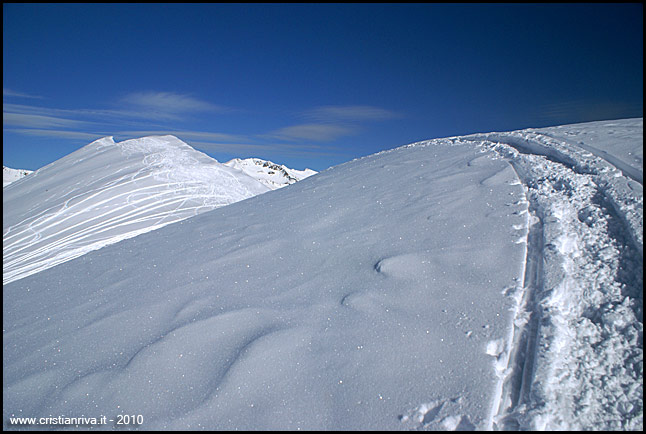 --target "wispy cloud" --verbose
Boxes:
[303,105,401,122]
[268,123,357,142]
[3,112,89,129]
[4,91,230,127]
[4,128,104,140]
[3,88,43,99]
[264,104,402,143]
[119,91,229,117]
[3,102,163,126]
